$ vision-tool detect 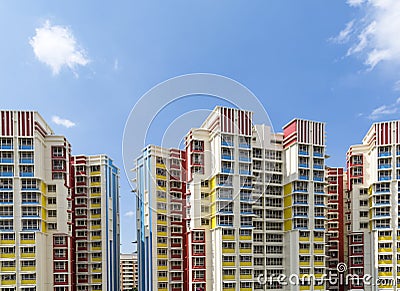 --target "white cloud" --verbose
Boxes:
[330,21,354,44]
[52,115,76,128]
[394,80,400,91]
[338,0,400,69]
[124,211,135,217]
[347,0,365,7]
[368,98,400,120]
[29,20,89,75]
